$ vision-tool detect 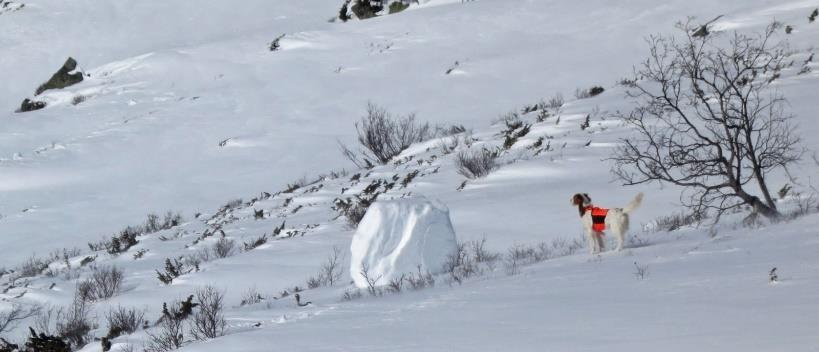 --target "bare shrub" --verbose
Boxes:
[633,262,649,280]
[575,86,605,99]
[18,255,49,278]
[0,304,40,334]
[189,286,226,340]
[386,274,406,294]
[406,266,435,290]
[359,265,382,297]
[651,211,704,232]
[341,289,363,301]
[156,259,187,285]
[242,234,268,251]
[212,238,235,258]
[240,287,264,306]
[612,21,802,221]
[334,195,378,228]
[316,247,344,287]
[79,265,124,301]
[146,312,184,352]
[546,93,565,109]
[455,148,500,179]
[56,291,95,349]
[105,306,145,339]
[342,103,433,166]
